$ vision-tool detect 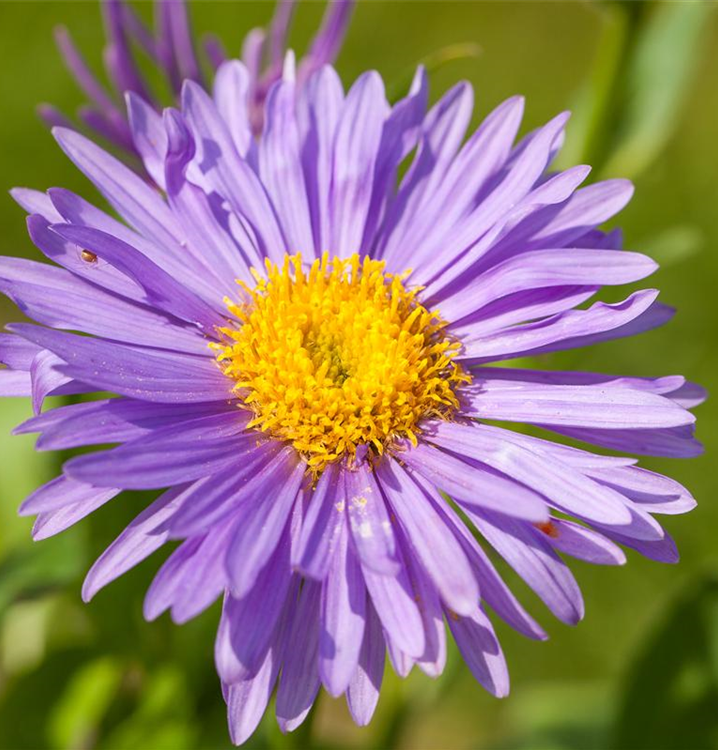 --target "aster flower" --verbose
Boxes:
[41,0,353,158]
[4,57,704,744]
